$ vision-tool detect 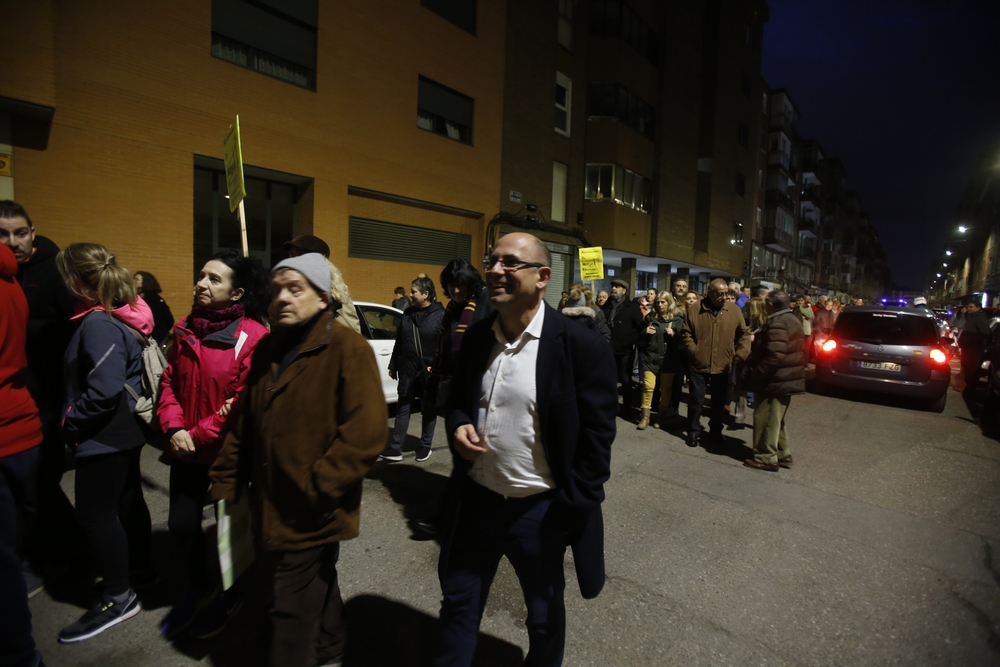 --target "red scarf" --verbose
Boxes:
[188,303,245,339]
